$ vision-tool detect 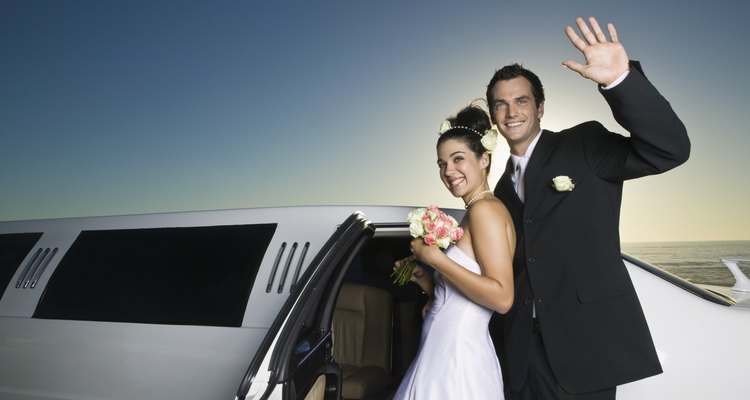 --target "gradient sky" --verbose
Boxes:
[2,0,748,242]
